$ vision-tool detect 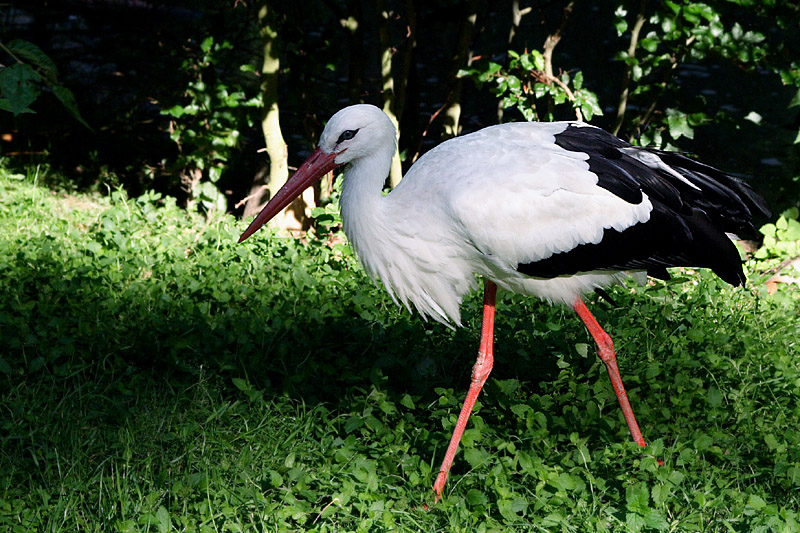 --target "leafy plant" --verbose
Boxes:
[753,207,800,300]
[460,49,603,122]
[612,0,800,148]
[0,39,89,128]
[755,207,800,262]
[161,36,262,213]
